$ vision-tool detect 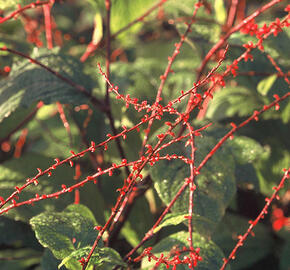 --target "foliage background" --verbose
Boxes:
[0,0,289,269]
